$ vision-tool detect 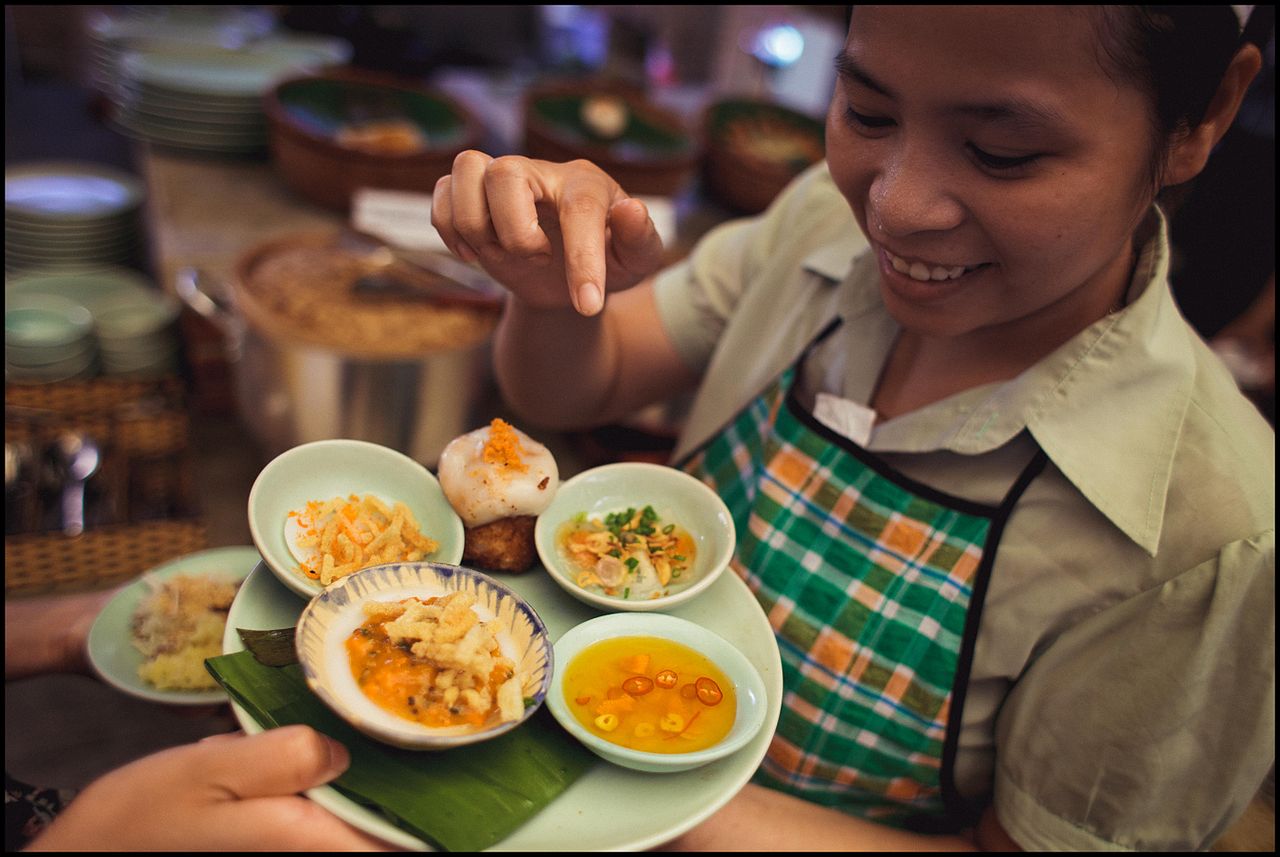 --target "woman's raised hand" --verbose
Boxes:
[431,151,666,316]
